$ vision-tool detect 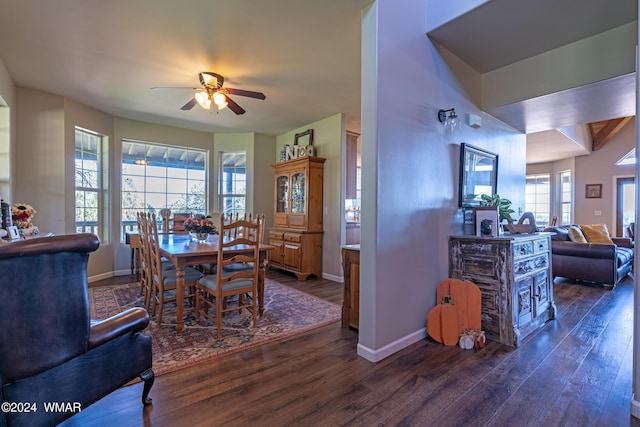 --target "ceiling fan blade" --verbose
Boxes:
[180,97,198,111]
[226,88,266,100]
[151,86,199,90]
[225,96,246,115]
